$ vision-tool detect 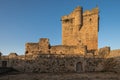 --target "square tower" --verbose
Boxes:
[61,6,99,51]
